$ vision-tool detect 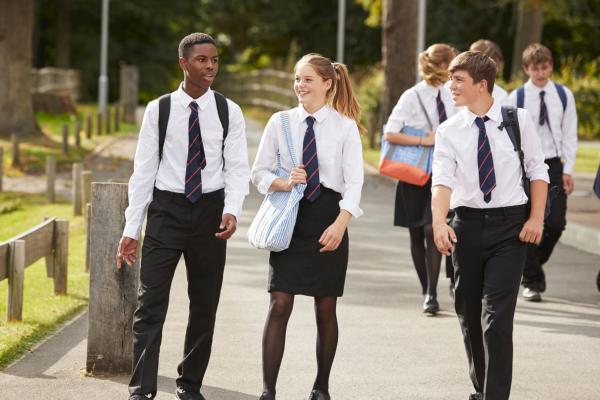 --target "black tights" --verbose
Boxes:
[408,224,442,297]
[262,292,338,395]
